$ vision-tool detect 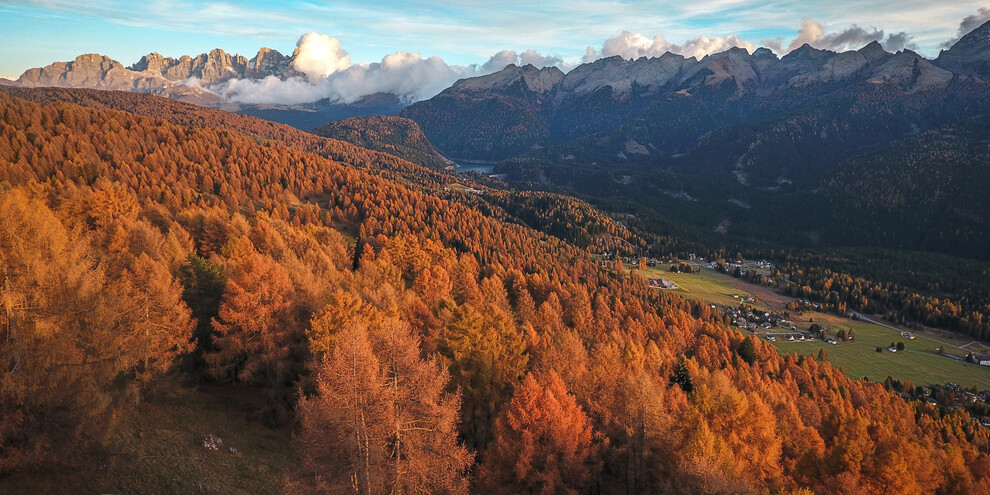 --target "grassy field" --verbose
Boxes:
[634,265,773,312]
[0,383,300,494]
[774,340,990,389]
[631,263,990,390]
